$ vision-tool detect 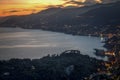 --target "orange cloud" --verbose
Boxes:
[0,1,47,17]
[95,0,102,3]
